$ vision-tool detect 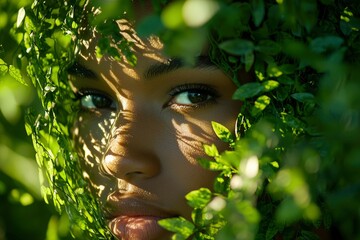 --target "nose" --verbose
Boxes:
[101,109,161,181]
